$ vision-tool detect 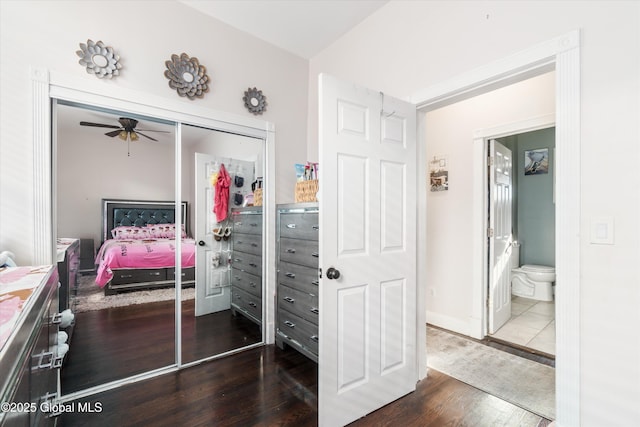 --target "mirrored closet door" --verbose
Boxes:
[56,102,177,393]
[180,124,264,364]
[54,102,266,396]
